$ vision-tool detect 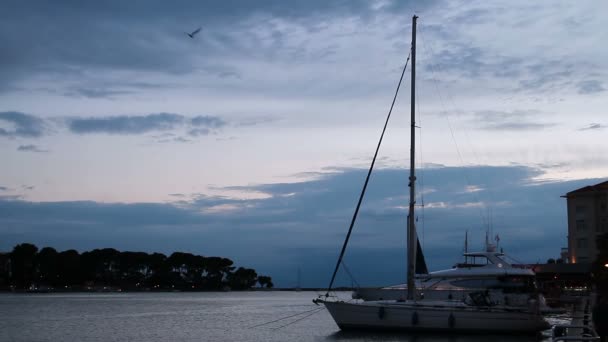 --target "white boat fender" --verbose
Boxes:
[378,307,386,320]
[412,311,419,325]
[448,313,455,328]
